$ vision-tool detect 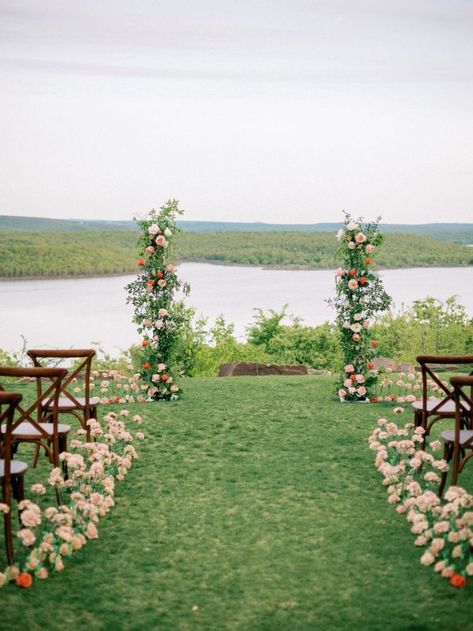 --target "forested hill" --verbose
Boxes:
[1,215,472,244]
